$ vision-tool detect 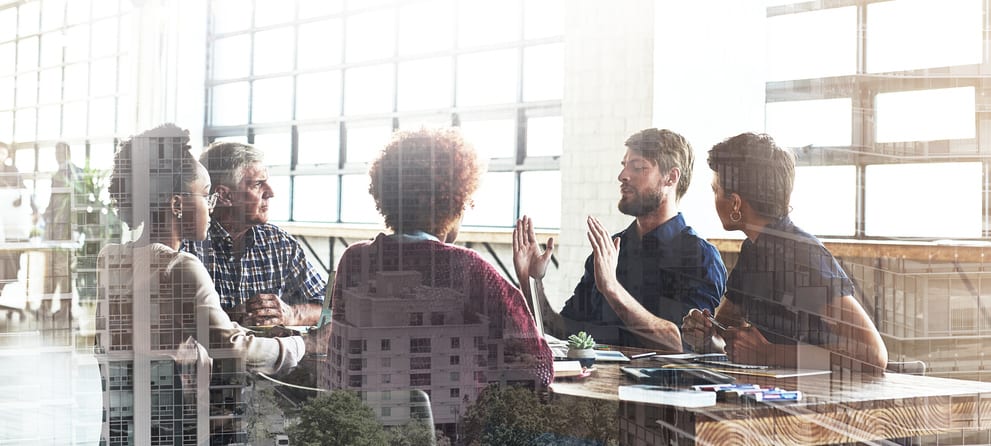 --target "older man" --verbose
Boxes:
[182,142,325,326]
[514,128,727,351]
